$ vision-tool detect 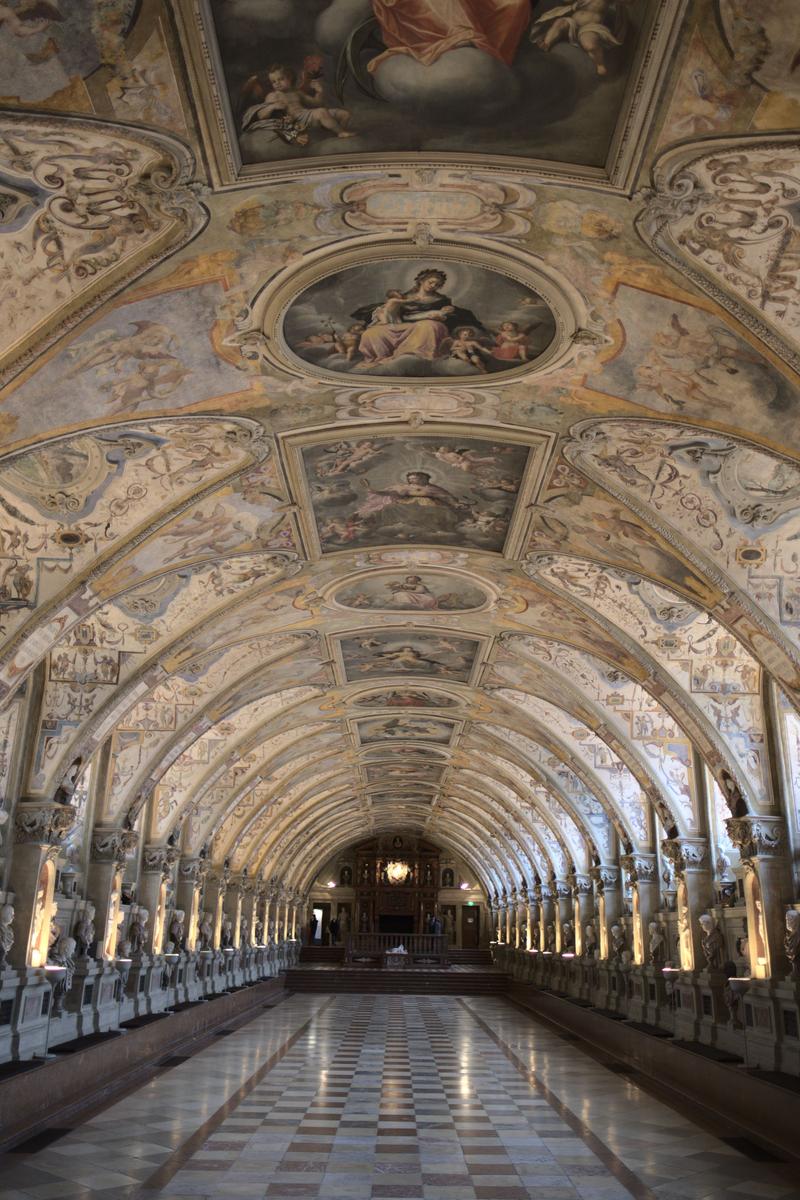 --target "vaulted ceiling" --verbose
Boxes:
[1,0,799,898]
